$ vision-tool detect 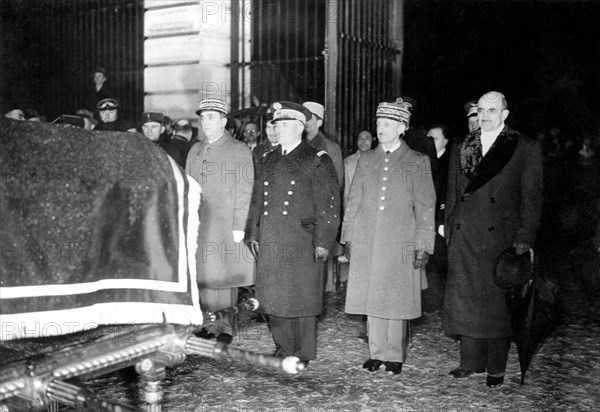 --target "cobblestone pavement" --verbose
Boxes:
[80,236,599,412]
